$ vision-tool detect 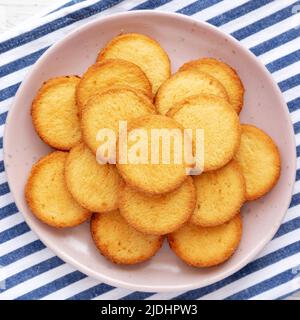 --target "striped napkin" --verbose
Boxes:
[0,0,300,300]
